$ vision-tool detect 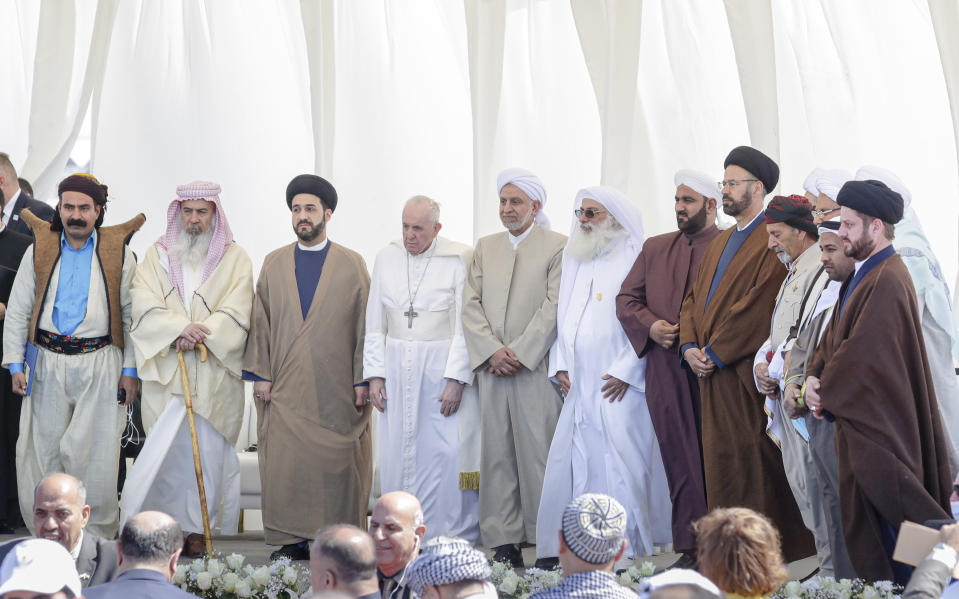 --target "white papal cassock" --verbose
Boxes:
[536,187,672,560]
[364,237,480,541]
